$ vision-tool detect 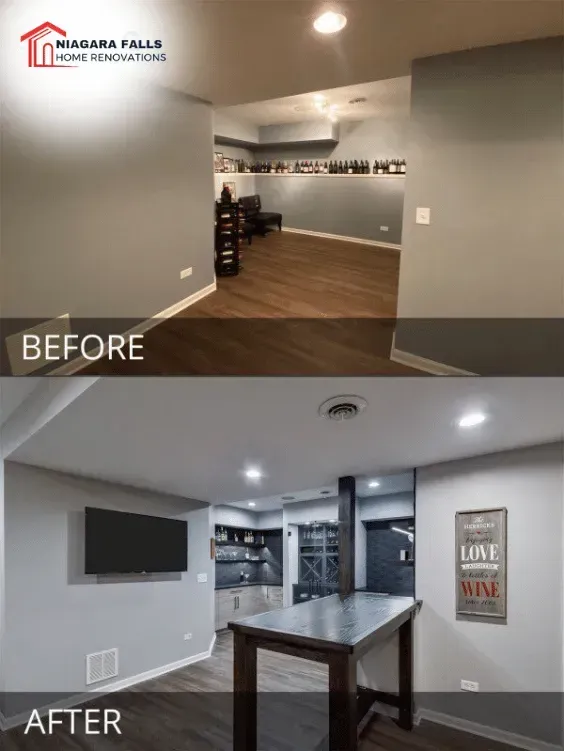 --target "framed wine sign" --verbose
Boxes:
[456,508,507,618]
